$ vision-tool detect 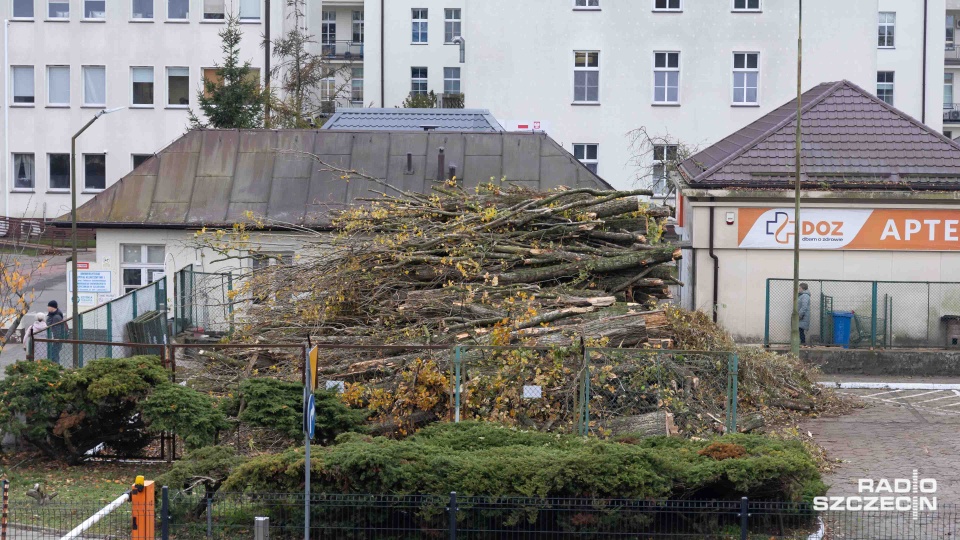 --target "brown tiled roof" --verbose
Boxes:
[680,80,960,190]
[60,129,613,229]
